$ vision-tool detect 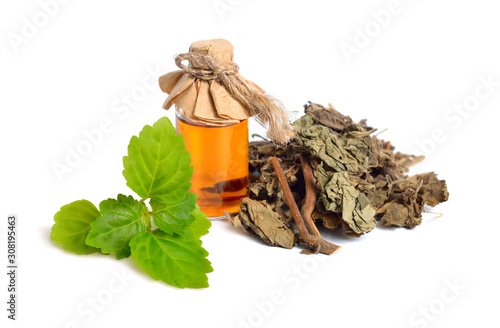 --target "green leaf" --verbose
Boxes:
[150,192,197,235]
[86,194,148,259]
[51,200,100,255]
[185,206,211,238]
[130,230,213,288]
[123,117,192,203]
